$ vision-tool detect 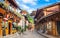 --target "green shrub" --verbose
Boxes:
[17,26,21,31]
